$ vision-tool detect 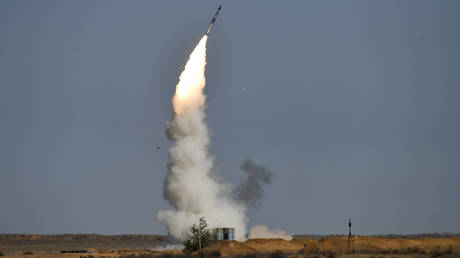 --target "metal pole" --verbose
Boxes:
[199,218,202,258]
[347,218,353,254]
